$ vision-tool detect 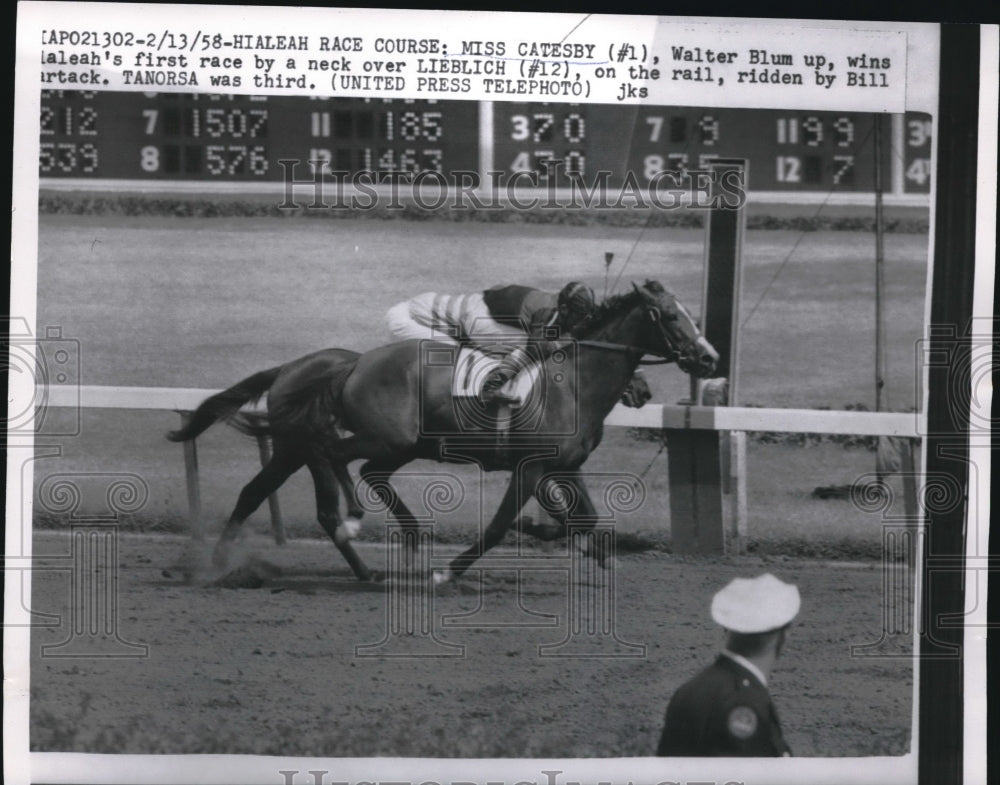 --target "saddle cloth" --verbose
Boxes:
[451,346,541,407]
